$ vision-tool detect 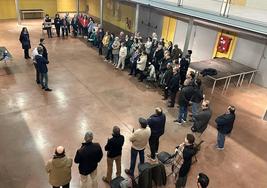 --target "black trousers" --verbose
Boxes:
[53,183,69,188]
[33,63,40,83]
[62,28,68,37]
[149,135,160,159]
[55,26,60,37]
[138,70,145,81]
[130,62,137,75]
[47,27,52,38]
[169,90,178,106]
[24,49,29,58]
